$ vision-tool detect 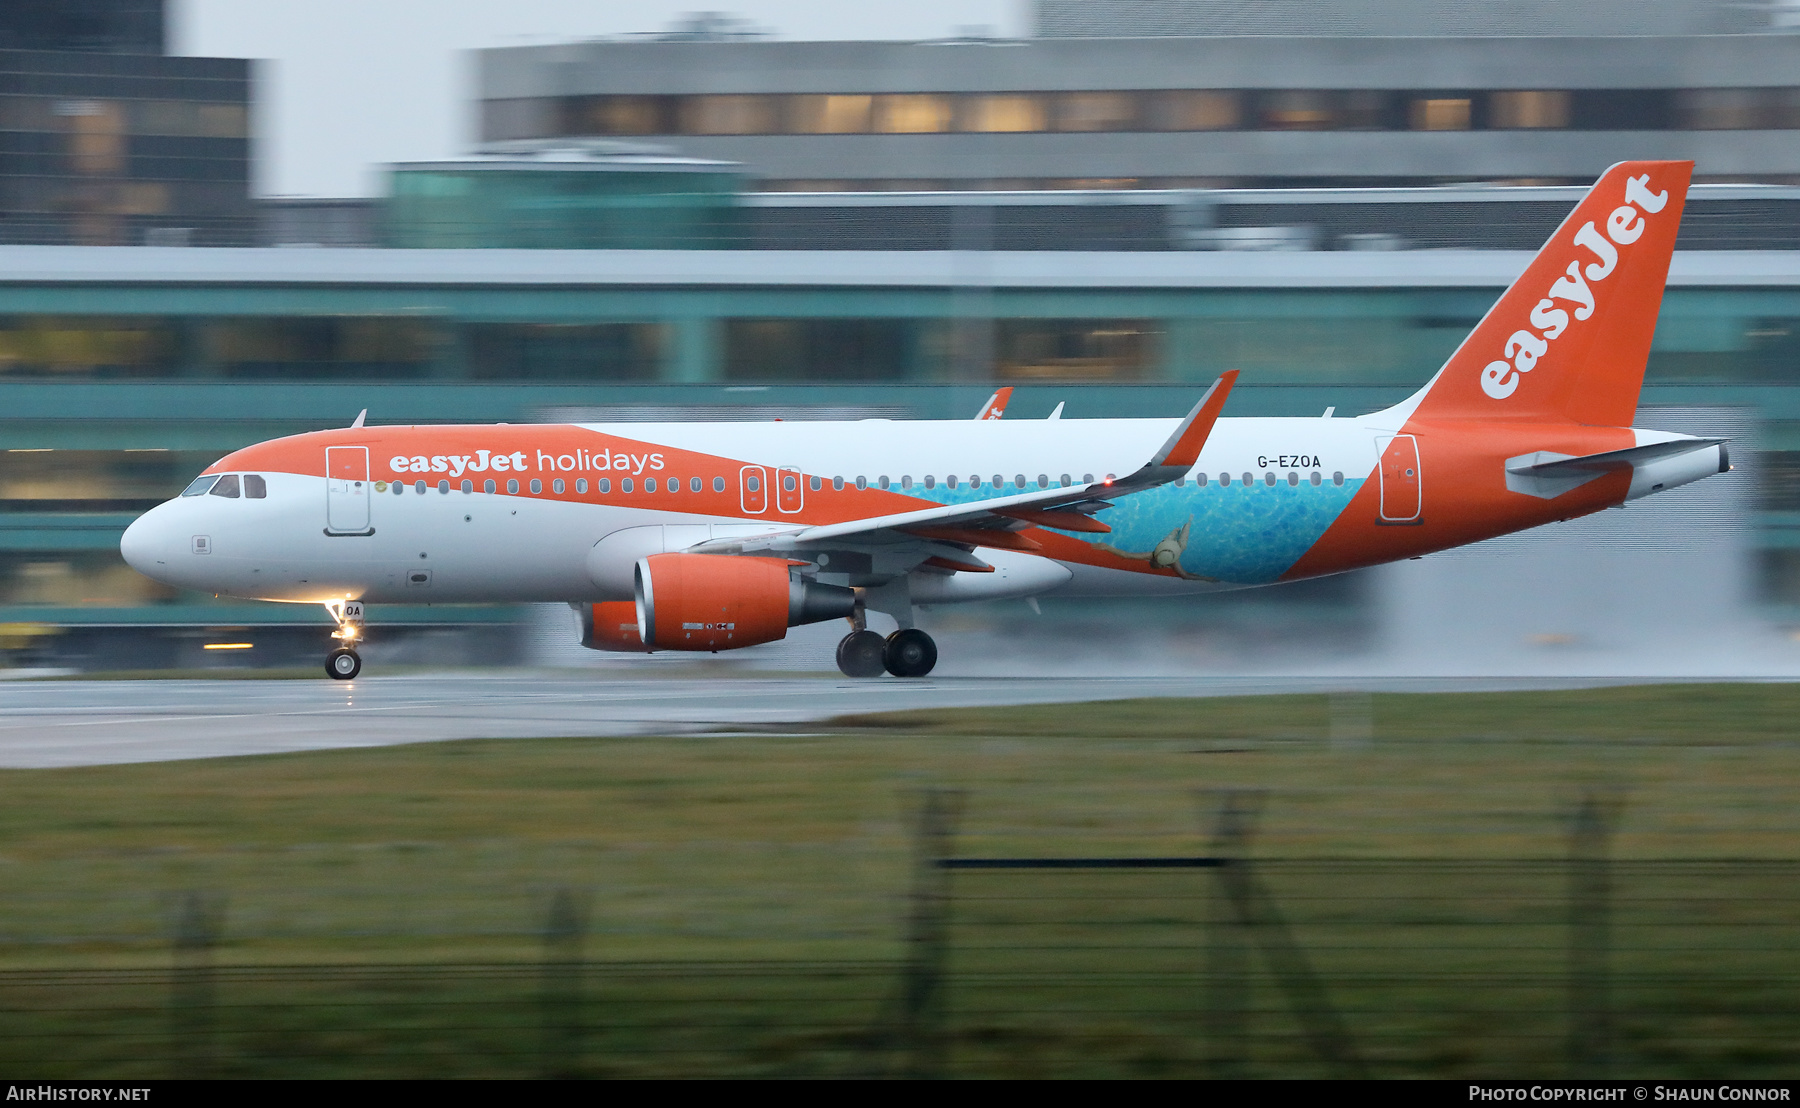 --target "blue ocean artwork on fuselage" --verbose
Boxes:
[907,474,1364,584]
